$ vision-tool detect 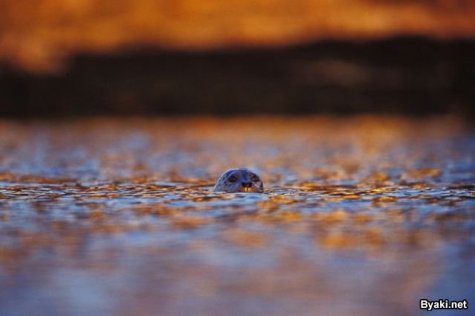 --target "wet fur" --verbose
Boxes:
[213,168,264,193]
